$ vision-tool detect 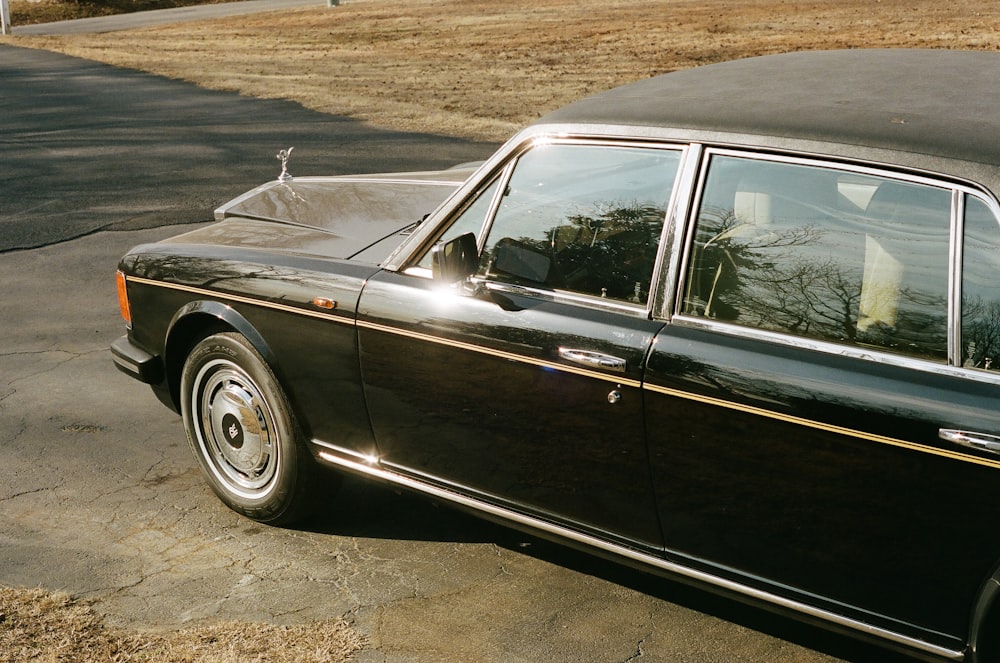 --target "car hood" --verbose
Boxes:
[160,167,475,263]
